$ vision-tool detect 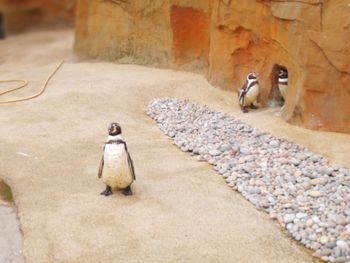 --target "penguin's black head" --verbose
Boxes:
[278,69,288,78]
[247,72,258,81]
[108,122,121,136]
